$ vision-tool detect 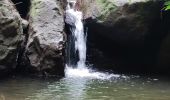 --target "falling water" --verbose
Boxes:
[65,0,120,79]
[65,0,86,69]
